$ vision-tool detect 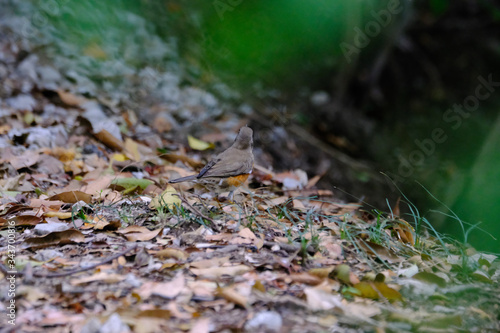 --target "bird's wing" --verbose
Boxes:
[197,158,219,178]
[198,149,252,178]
